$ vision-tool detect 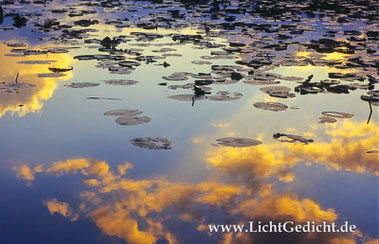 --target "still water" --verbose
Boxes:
[0,0,378,243]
